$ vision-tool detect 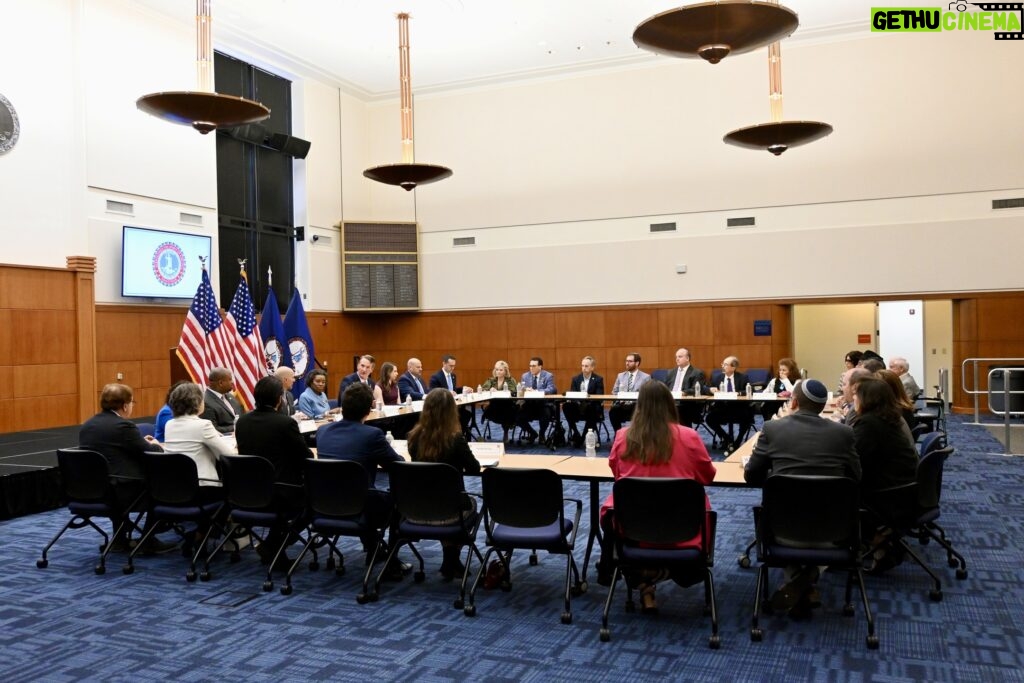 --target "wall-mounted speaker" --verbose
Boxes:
[266,133,311,160]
